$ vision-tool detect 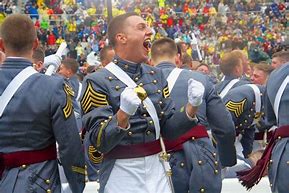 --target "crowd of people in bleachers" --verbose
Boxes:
[1,0,288,78]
